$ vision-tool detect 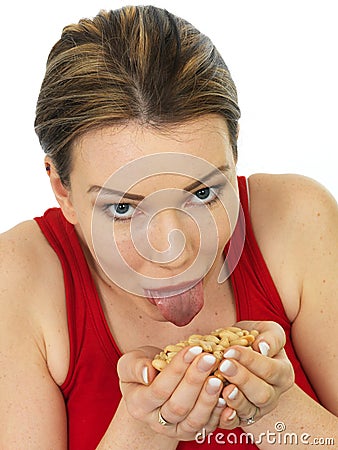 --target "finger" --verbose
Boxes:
[169,375,223,433]
[117,346,160,385]
[235,320,286,357]
[218,407,240,430]
[151,395,226,440]
[222,384,259,424]
[204,397,227,434]
[193,396,227,437]
[126,345,203,411]
[218,358,275,408]
[158,353,218,424]
[221,346,293,387]
[121,346,204,420]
